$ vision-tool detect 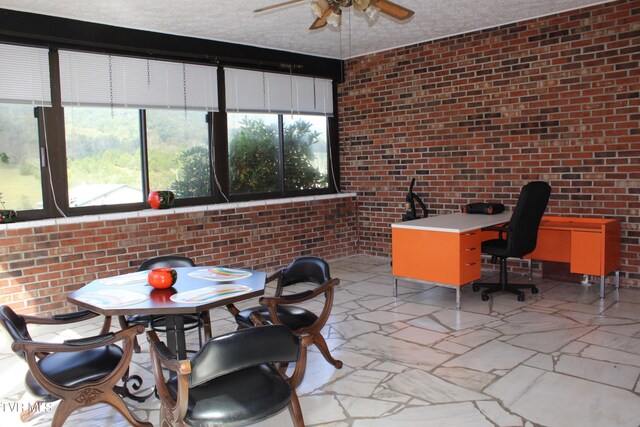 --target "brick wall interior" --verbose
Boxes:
[339,0,639,287]
[0,197,357,315]
[1,1,639,317]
